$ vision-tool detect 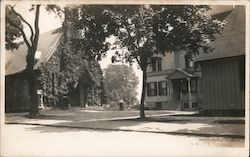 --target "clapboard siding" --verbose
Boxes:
[200,56,244,110]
